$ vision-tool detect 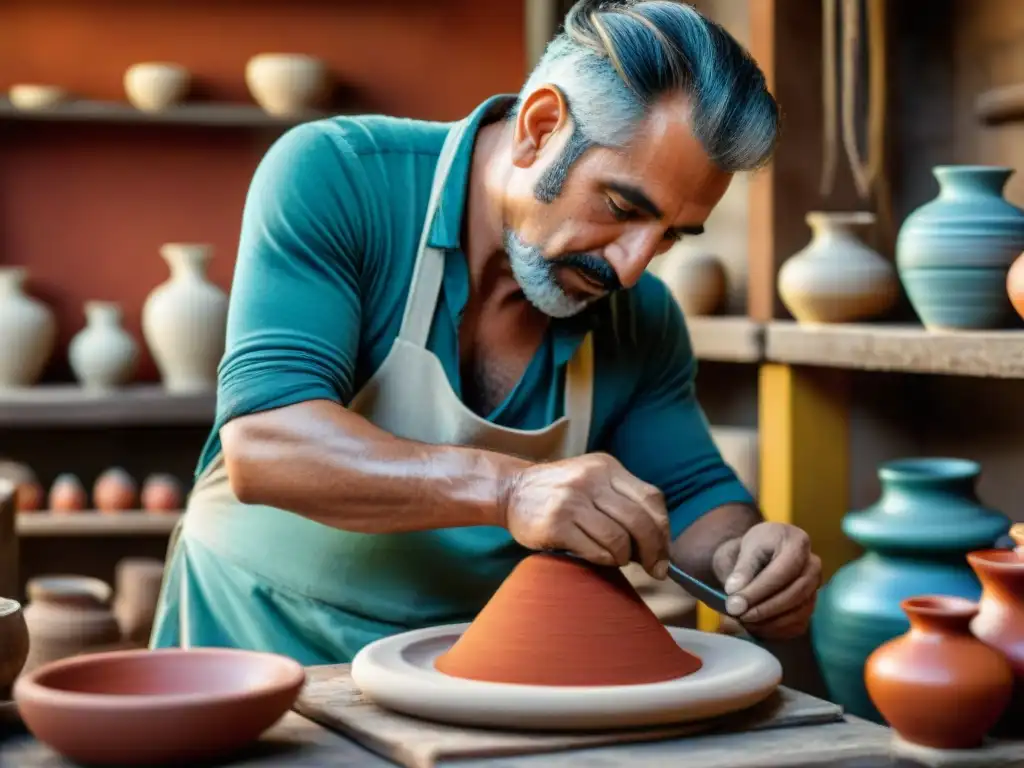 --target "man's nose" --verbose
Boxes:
[606,227,669,288]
